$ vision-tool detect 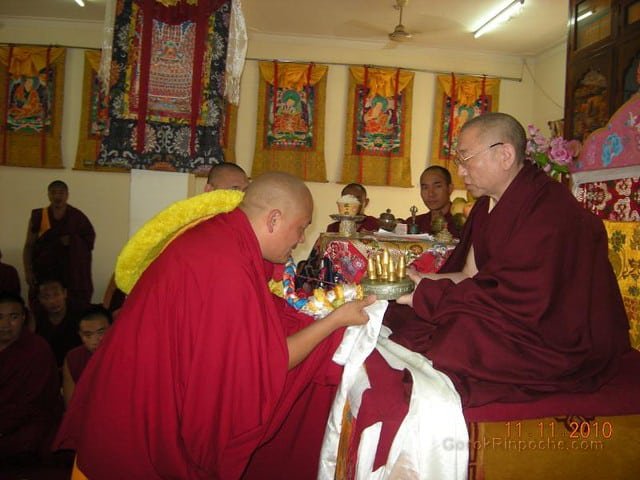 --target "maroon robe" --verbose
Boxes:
[327,215,380,233]
[65,345,93,383]
[242,294,343,480]
[29,205,95,309]
[0,329,61,460]
[387,163,630,406]
[35,308,82,367]
[54,209,343,479]
[0,261,21,295]
[405,210,461,238]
